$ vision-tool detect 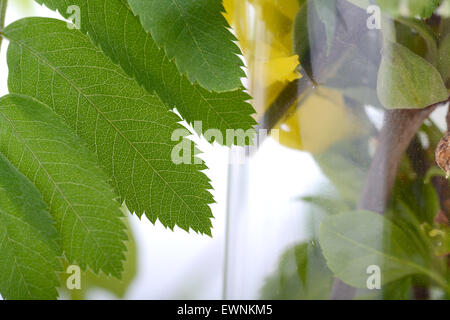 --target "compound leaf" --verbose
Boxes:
[127,0,244,92]
[4,18,215,235]
[34,0,256,141]
[0,94,127,277]
[0,152,61,300]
